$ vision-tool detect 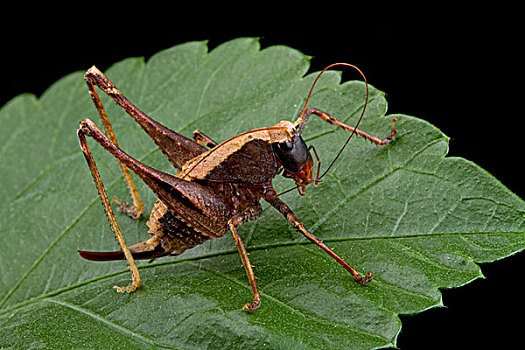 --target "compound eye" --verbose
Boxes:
[273,136,310,173]
[279,140,294,151]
